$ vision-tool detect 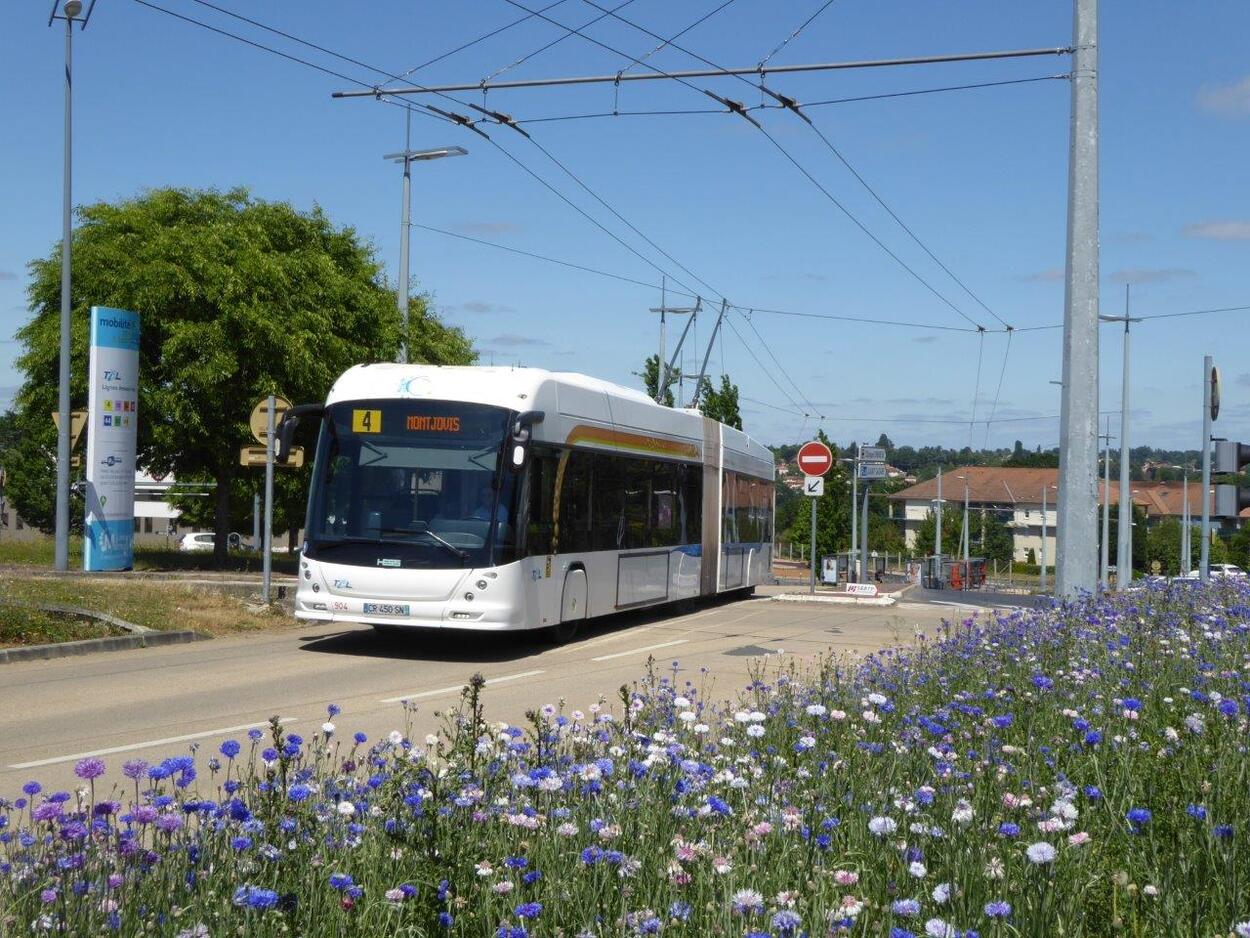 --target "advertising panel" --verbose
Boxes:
[84,306,140,570]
